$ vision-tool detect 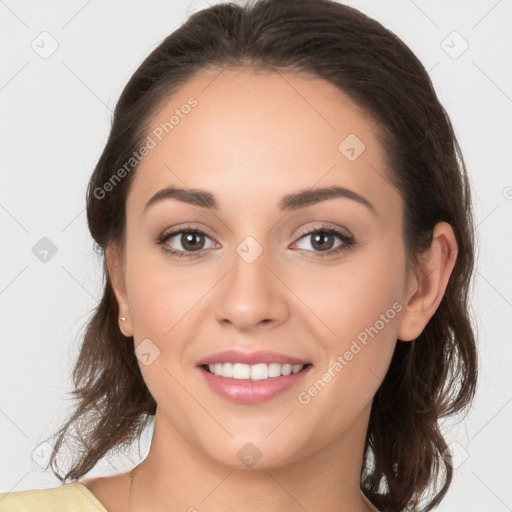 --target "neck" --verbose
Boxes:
[128,406,377,512]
